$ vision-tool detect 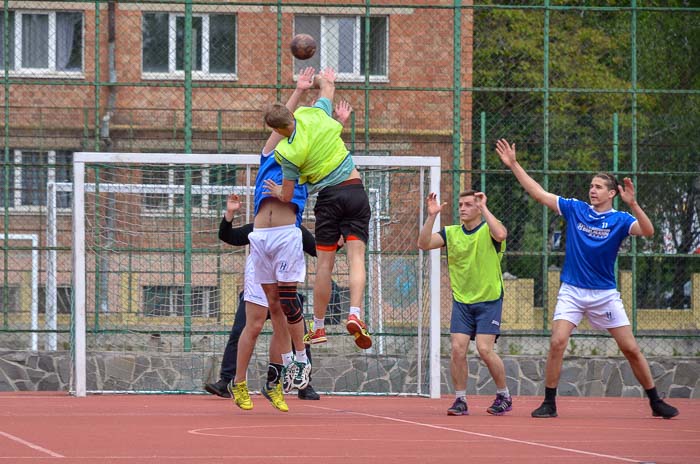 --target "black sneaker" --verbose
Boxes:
[531,401,557,418]
[204,379,232,398]
[447,398,469,416]
[651,399,679,419]
[298,384,321,400]
[486,394,513,416]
